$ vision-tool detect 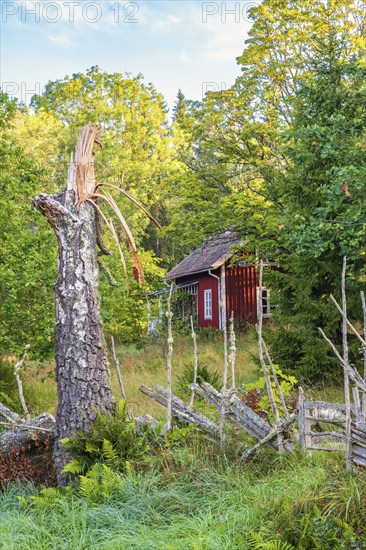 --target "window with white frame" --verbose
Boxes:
[204,289,212,320]
[257,287,271,318]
